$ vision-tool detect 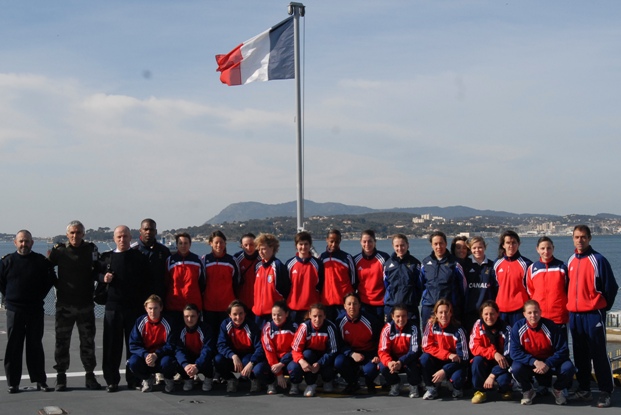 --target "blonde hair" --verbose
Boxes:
[254,233,280,254]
